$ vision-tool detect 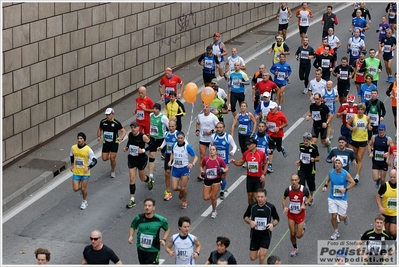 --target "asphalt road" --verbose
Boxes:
[2,2,397,266]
